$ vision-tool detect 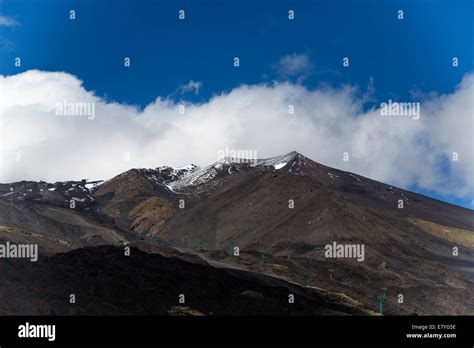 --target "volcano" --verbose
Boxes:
[0,151,472,315]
